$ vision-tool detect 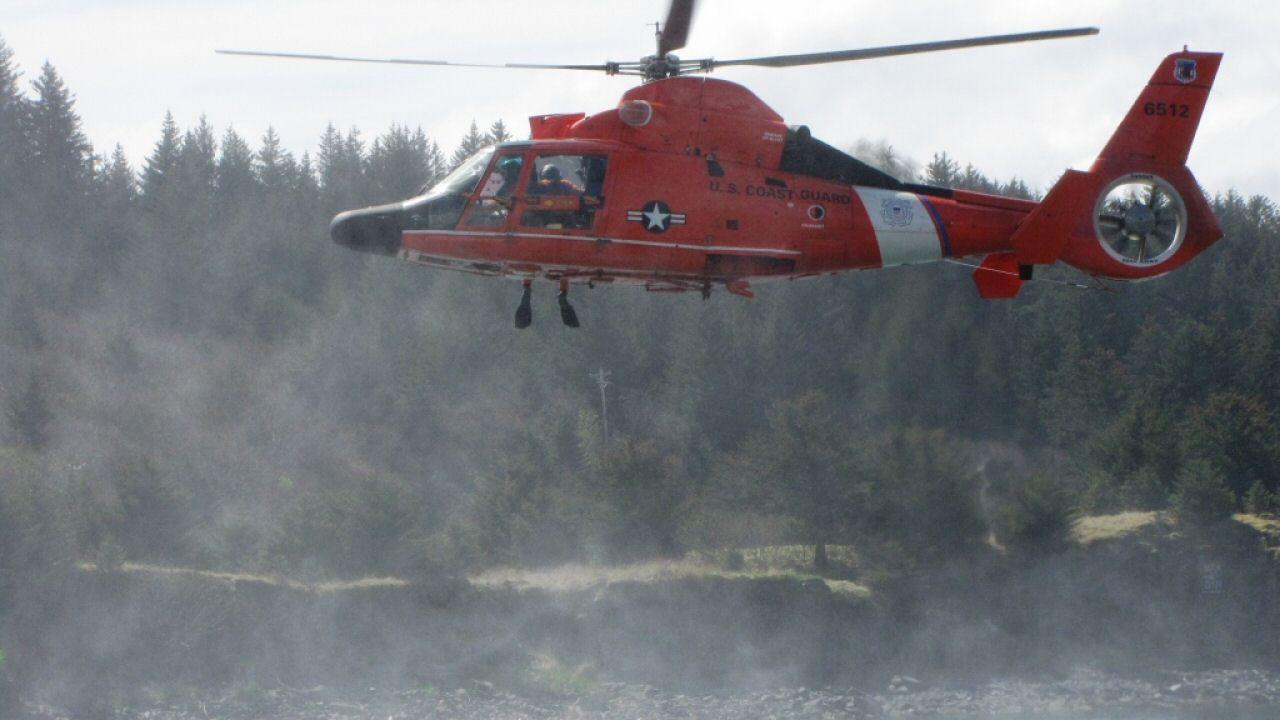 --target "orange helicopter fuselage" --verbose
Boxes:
[332,51,1223,300]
